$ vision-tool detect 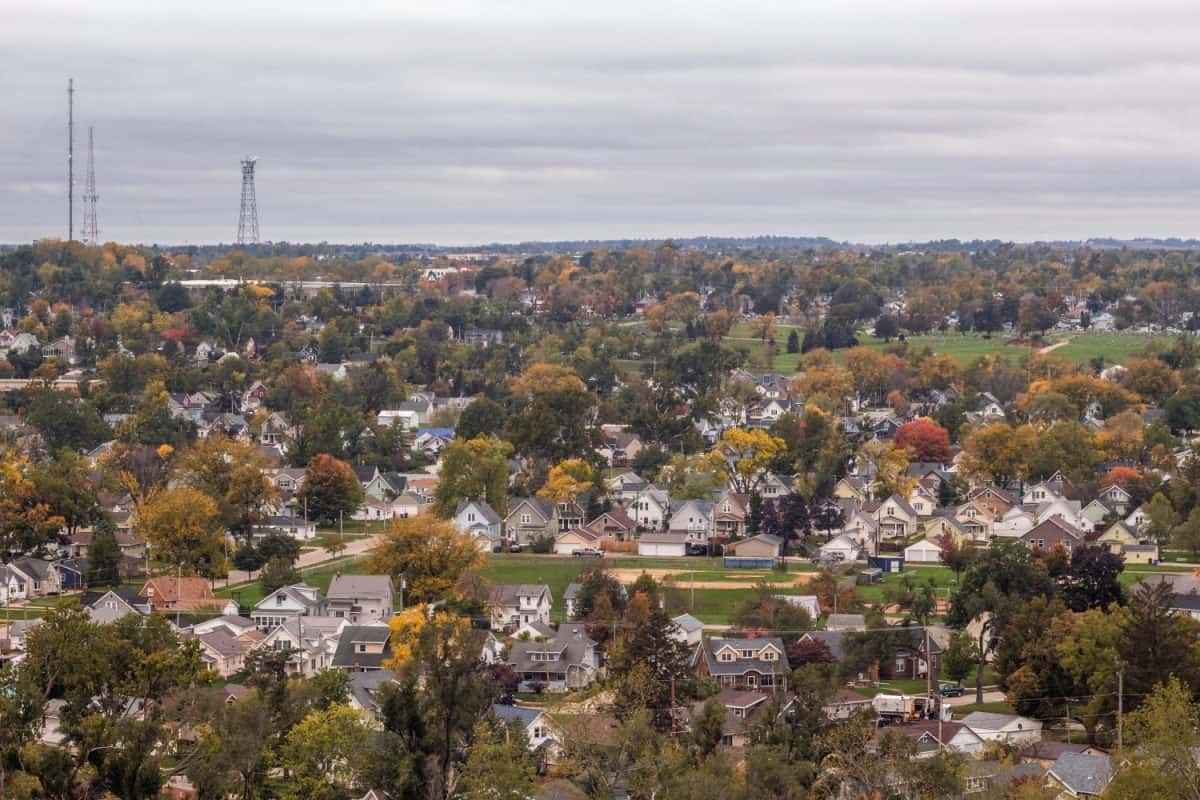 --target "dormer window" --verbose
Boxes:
[718,651,734,662]
[762,650,776,661]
